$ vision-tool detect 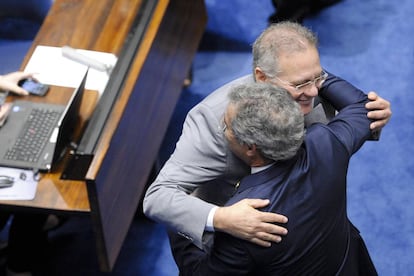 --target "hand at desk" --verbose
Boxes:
[0,71,35,96]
